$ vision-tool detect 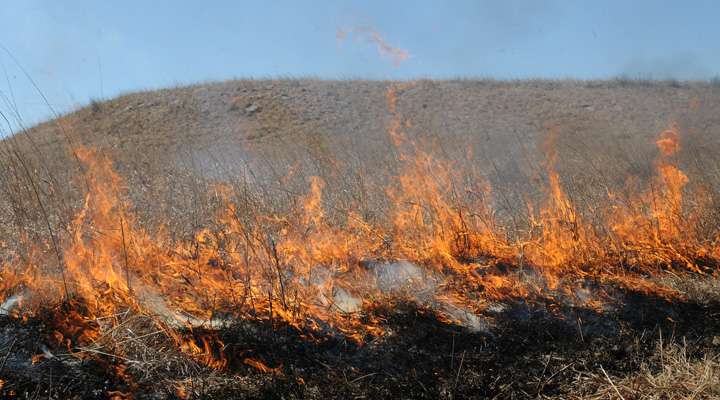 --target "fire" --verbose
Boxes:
[656,126,681,157]
[0,84,716,383]
[605,123,702,273]
[178,334,227,369]
[243,357,282,374]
